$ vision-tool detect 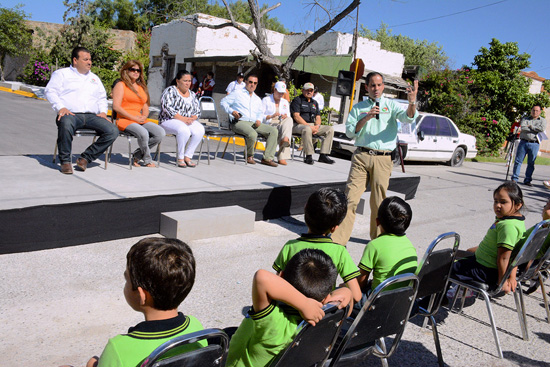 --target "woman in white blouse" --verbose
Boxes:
[159,70,205,167]
[262,81,292,165]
